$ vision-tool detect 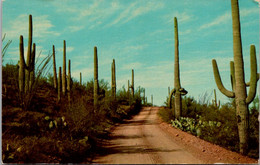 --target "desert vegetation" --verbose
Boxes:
[163,0,259,158]
[2,0,259,163]
[2,14,145,163]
